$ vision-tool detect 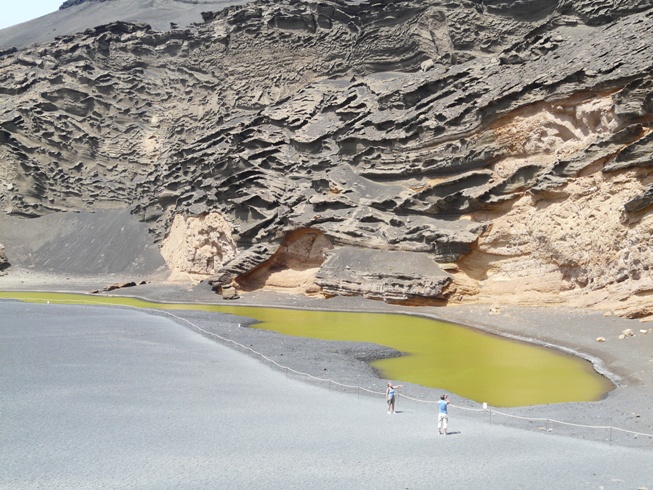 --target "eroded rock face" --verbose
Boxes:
[236,228,332,295]
[160,212,237,282]
[316,247,452,303]
[0,0,252,51]
[0,0,652,310]
[0,242,7,268]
